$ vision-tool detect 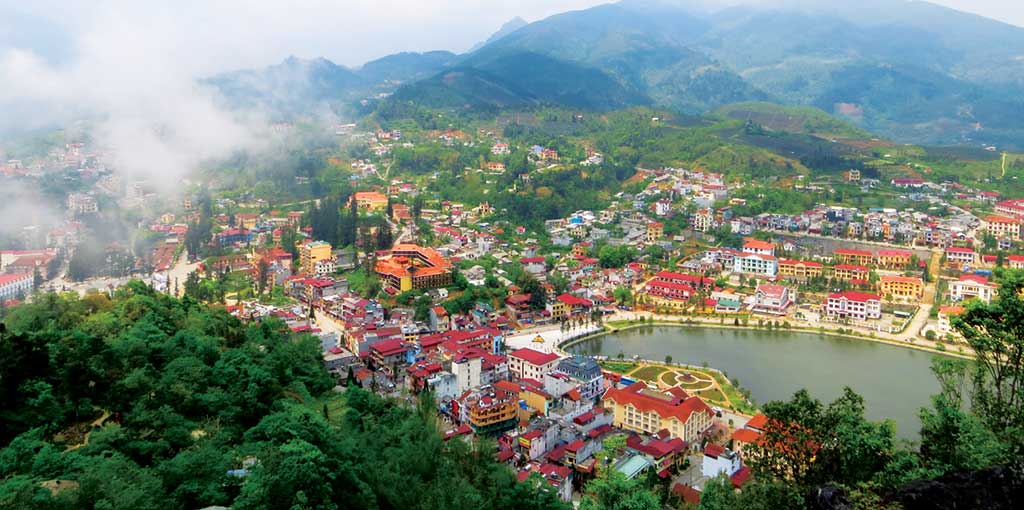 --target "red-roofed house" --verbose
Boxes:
[752,284,792,315]
[742,238,775,256]
[825,291,882,321]
[369,338,407,367]
[0,273,33,301]
[602,382,713,444]
[950,273,998,303]
[509,348,562,380]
